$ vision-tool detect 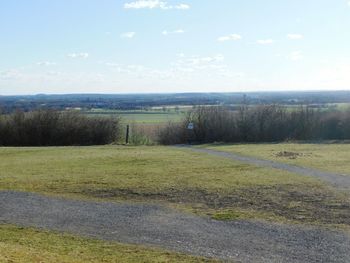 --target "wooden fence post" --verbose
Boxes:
[126,125,130,144]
